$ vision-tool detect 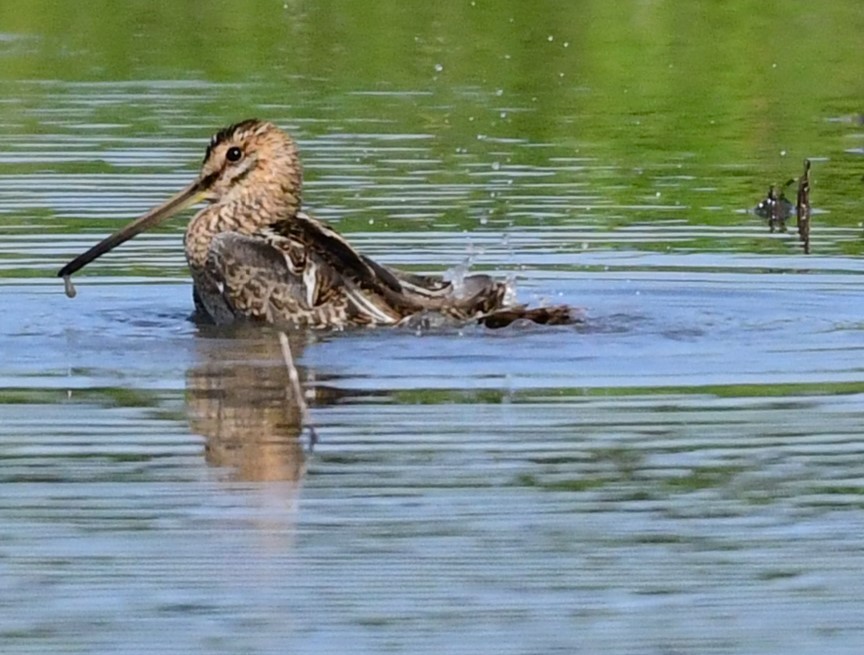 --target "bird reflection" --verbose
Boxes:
[185,327,319,482]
